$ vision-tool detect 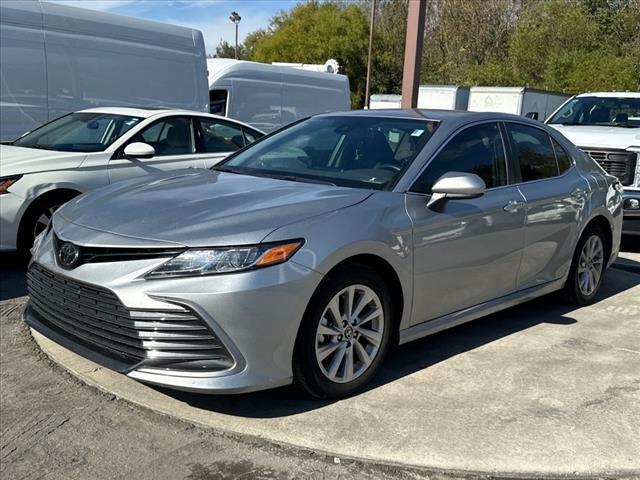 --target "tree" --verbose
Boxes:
[509,0,639,91]
[246,1,370,107]
[212,39,247,59]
